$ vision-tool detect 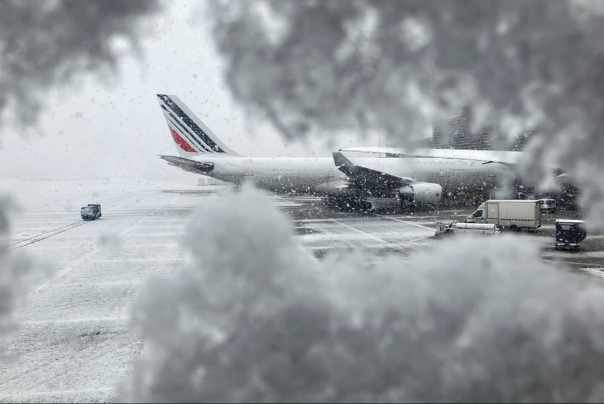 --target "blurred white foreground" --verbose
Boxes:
[122,185,604,403]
